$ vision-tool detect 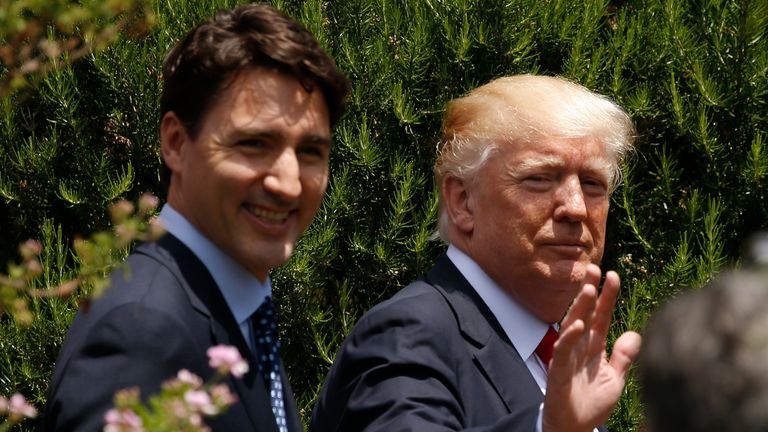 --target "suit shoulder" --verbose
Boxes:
[53,246,204,370]
[89,254,184,312]
[370,279,453,317]
[349,280,460,347]
[95,239,201,310]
